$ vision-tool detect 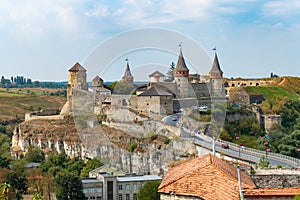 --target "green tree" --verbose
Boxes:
[6,172,27,199]
[65,158,85,176]
[258,155,269,168]
[0,156,9,169]
[32,192,43,200]
[165,62,175,82]
[0,134,11,158]
[137,180,161,200]
[25,146,45,163]
[0,182,11,200]
[112,82,135,95]
[55,172,85,200]
[80,158,102,178]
